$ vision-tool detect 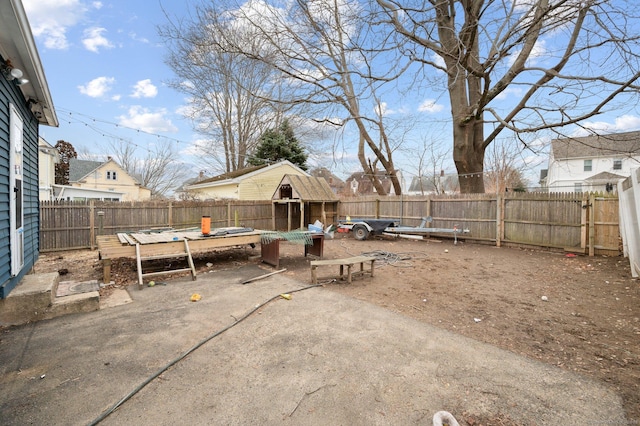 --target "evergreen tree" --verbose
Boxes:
[54,140,77,185]
[247,119,307,170]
